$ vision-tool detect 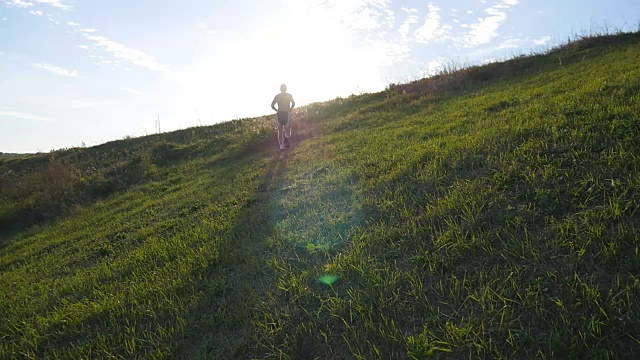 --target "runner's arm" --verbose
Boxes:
[290,96,295,110]
[271,95,278,112]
